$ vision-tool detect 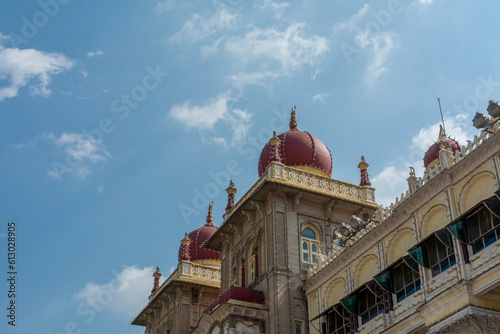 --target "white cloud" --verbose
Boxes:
[228,71,281,90]
[156,0,175,12]
[87,49,105,57]
[169,93,252,147]
[76,266,163,318]
[360,32,395,87]
[334,5,396,87]
[201,37,224,58]
[44,132,110,180]
[412,0,434,6]
[312,93,329,103]
[224,23,328,87]
[371,114,473,206]
[0,45,74,101]
[170,9,237,43]
[333,4,370,33]
[226,23,328,71]
[256,0,290,19]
